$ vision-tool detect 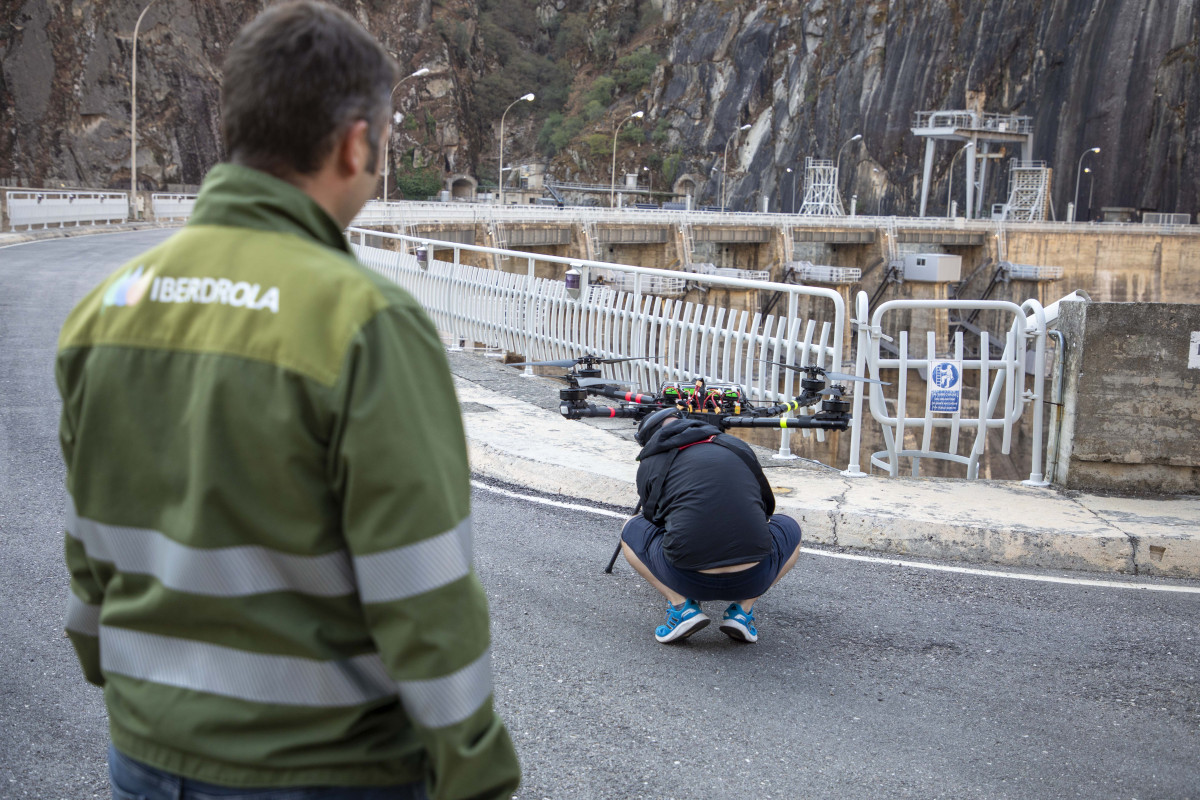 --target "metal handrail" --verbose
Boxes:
[853,291,1049,484]
[347,226,850,462]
